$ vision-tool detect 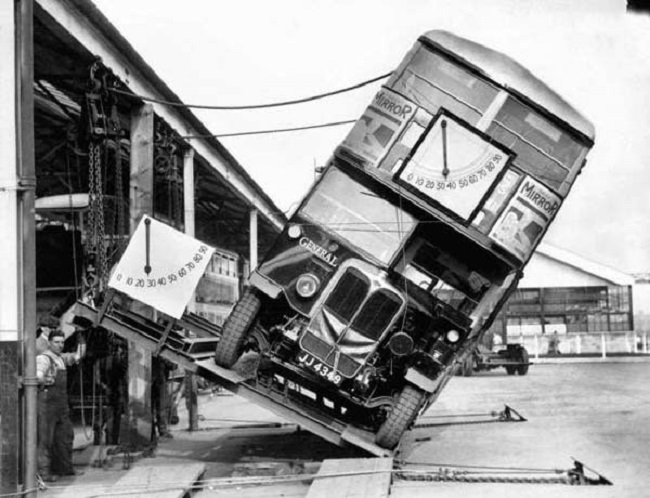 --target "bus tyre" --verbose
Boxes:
[516,347,530,376]
[505,366,516,375]
[214,290,261,368]
[375,385,426,450]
